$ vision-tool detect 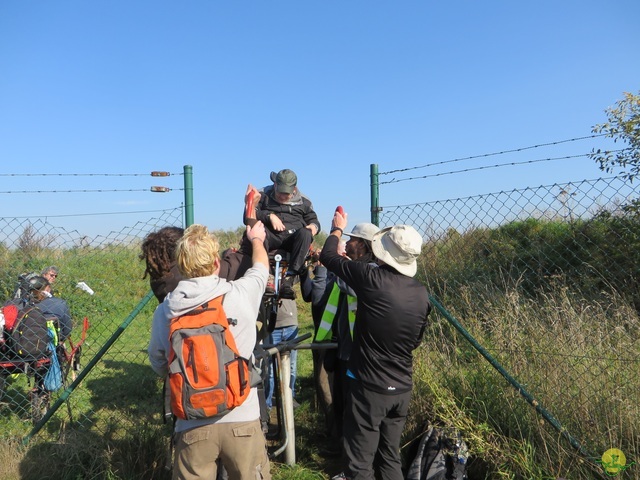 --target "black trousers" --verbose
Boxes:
[332,358,351,439]
[265,227,313,274]
[343,379,411,480]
